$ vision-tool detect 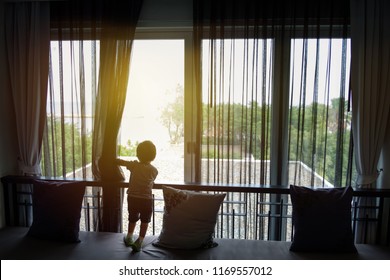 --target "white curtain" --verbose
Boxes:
[350,0,390,243]
[5,2,50,226]
[5,2,50,176]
